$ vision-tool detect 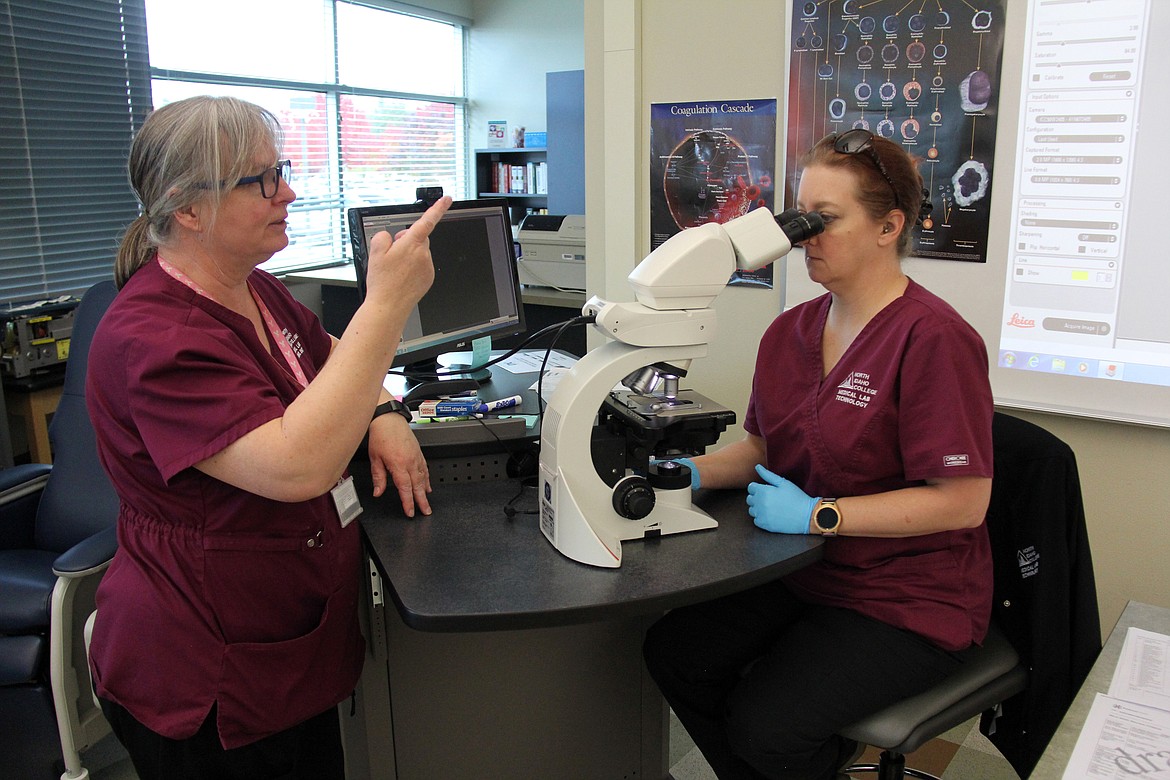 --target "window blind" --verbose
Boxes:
[0,0,150,306]
[145,0,467,275]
